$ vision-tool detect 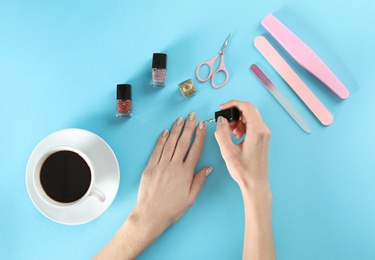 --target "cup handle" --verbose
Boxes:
[89,187,106,202]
